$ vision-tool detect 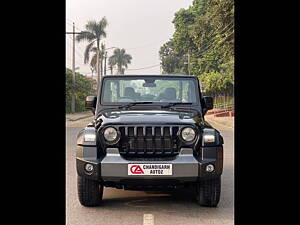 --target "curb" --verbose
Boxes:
[66,114,93,121]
